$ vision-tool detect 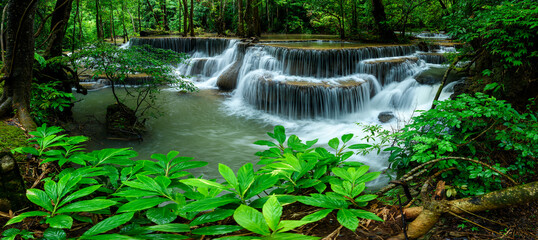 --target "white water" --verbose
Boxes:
[126,38,459,187]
